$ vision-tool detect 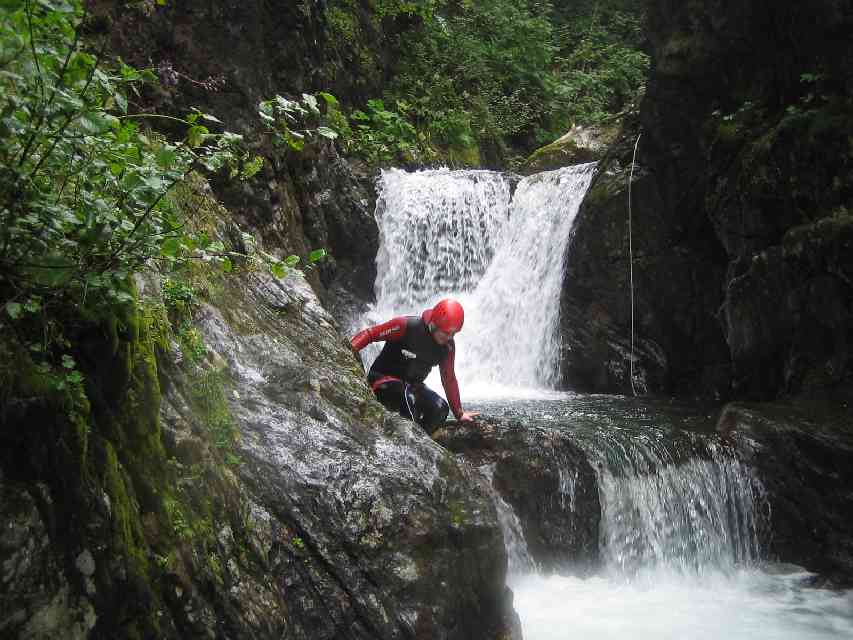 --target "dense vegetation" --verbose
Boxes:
[0,0,332,400]
[325,0,648,165]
